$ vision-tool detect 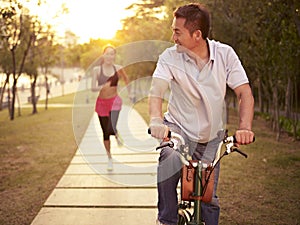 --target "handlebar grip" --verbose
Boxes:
[147,128,171,138]
[233,135,255,143]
